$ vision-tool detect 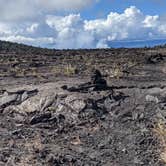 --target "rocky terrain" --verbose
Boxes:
[0,41,166,165]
